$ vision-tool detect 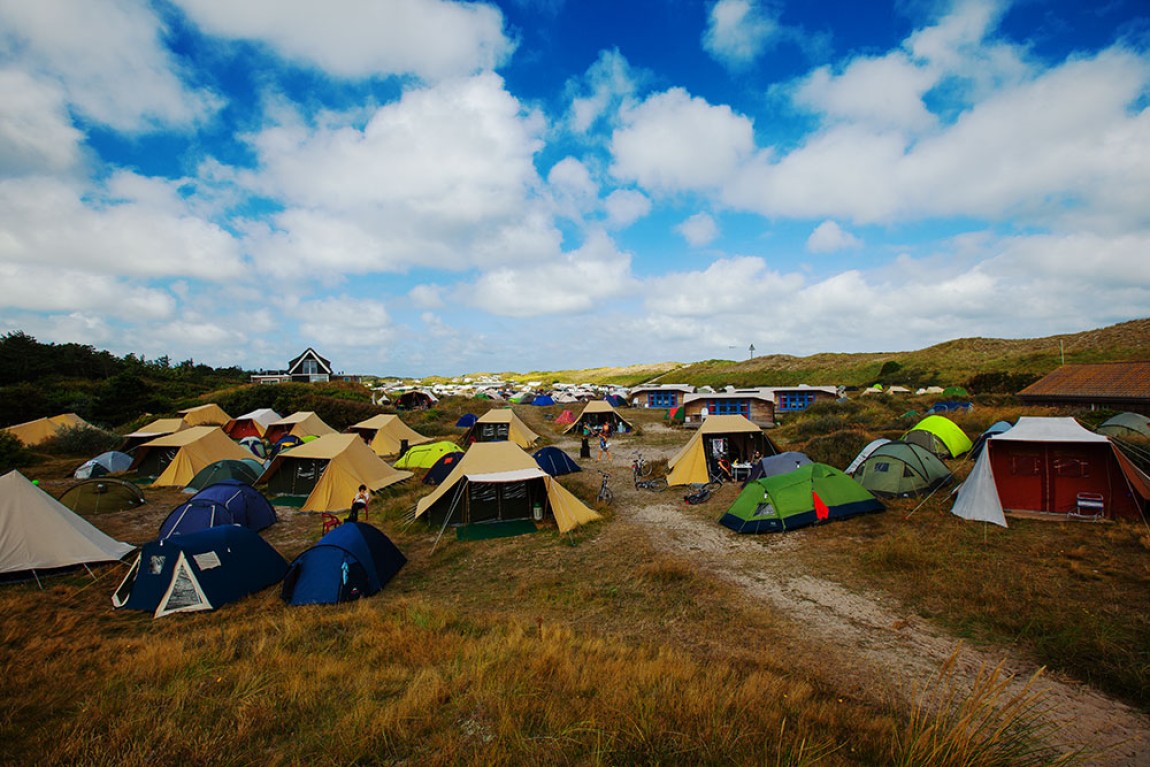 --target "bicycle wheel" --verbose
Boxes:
[646,477,668,492]
[637,459,652,478]
[598,486,613,504]
[703,481,721,493]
